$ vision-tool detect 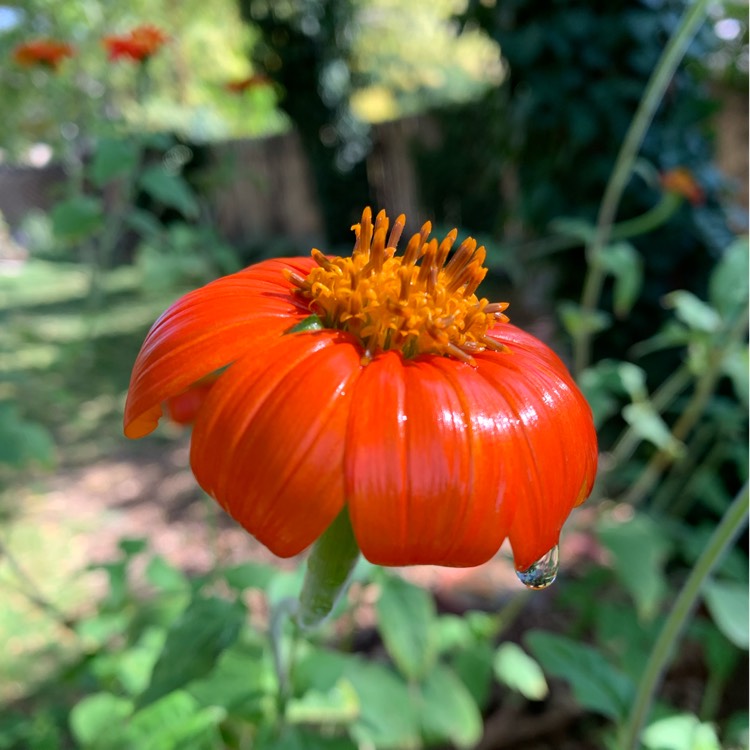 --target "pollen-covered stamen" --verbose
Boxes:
[288,208,511,362]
